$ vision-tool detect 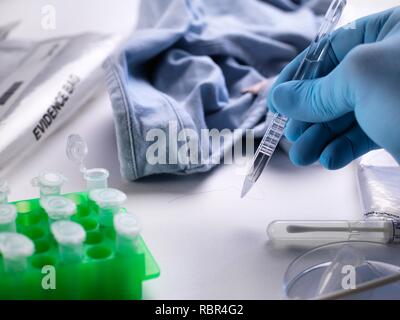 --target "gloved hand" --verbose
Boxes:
[268,7,400,169]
